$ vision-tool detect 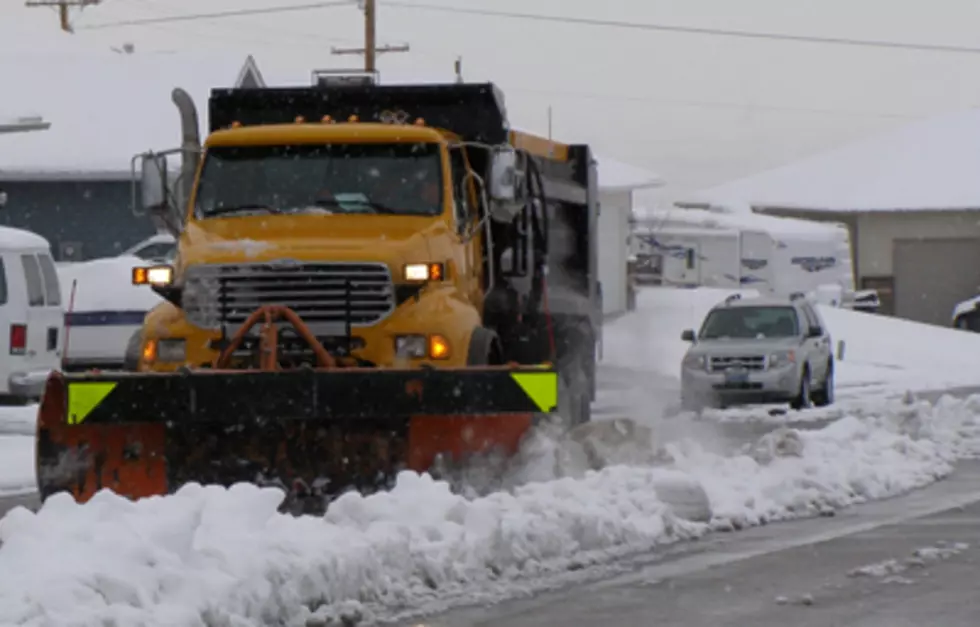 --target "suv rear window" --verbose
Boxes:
[37,254,61,306]
[700,305,800,339]
[21,254,45,307]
